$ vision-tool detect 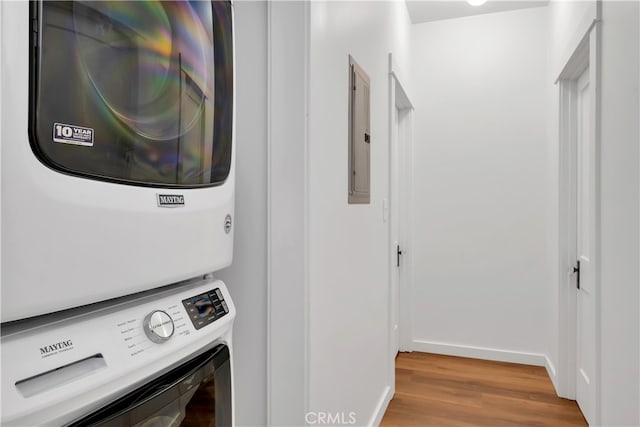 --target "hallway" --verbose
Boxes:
[381,352,587,426]
[221,1,640,424]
